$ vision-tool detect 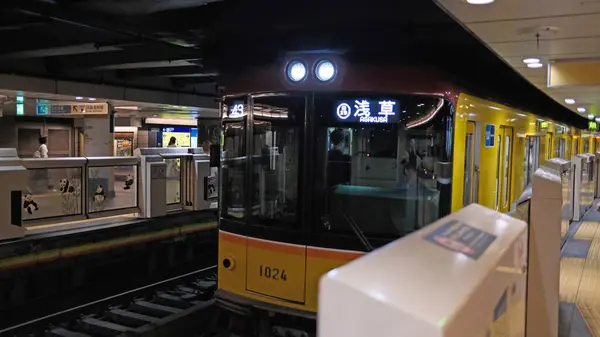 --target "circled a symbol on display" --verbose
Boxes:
[336,103,352,120]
